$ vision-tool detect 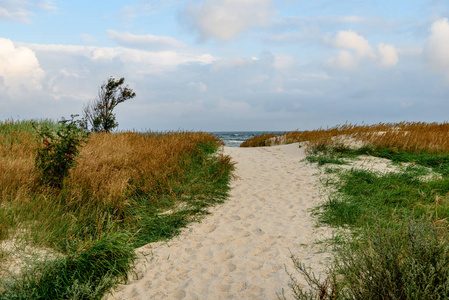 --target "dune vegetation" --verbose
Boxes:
[247,122,449,299]
[0,119,233,299]
[241,121,449,154]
